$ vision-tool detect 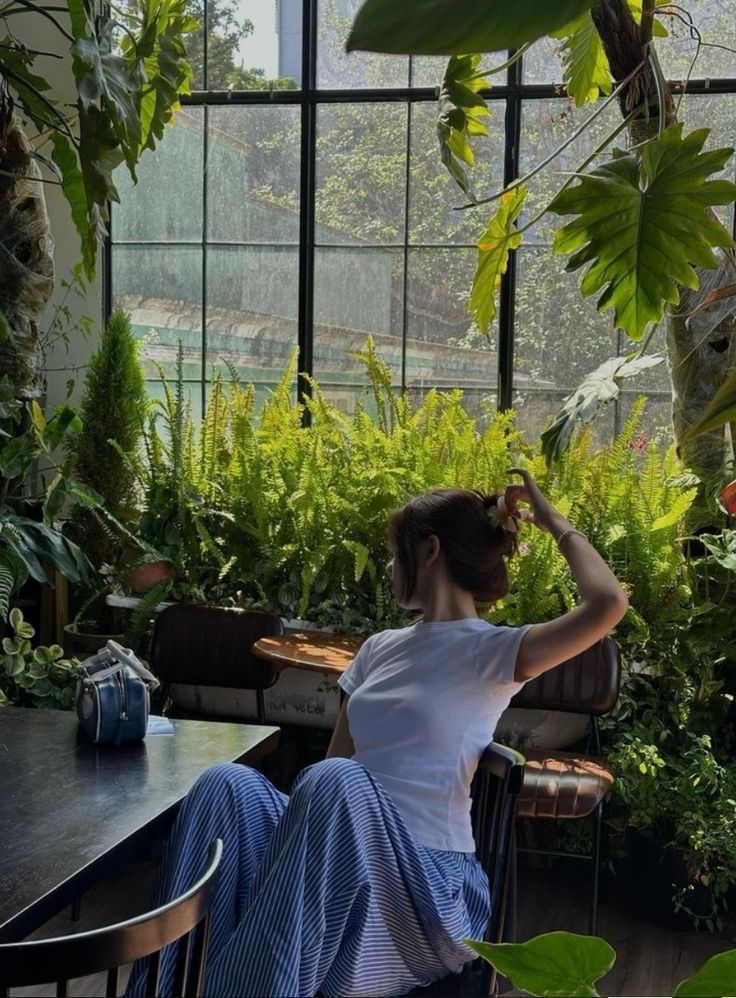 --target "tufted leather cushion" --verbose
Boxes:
[516,750,615,819]
[510,637,620,716]
[151,604,284,690]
